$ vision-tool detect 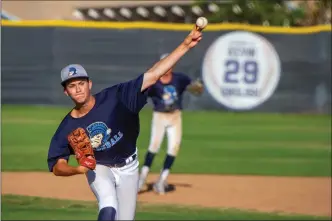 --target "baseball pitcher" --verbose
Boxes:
[138,53,204,194]
[47,26,204,221]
